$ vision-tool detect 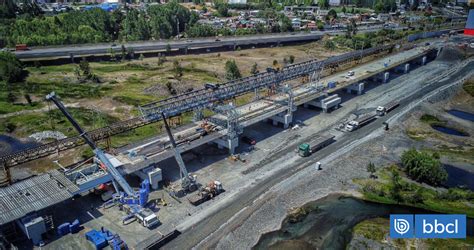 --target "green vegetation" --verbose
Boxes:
[2,2,198,46]
[352,218,388,241]
[356,166,474,217]
[353,218,474,248]
[419,114,443,125]
[225,60,241,80]
[0,51,26,82]
[463,78,474,97]
[401,148,448,186]
[0,107,118,137]
[427,145,474,165]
